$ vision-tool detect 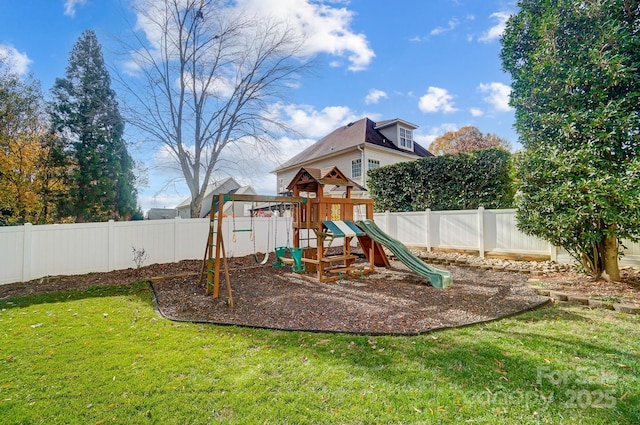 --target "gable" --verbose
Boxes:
[286,166,355,192]
[274,117,432,173]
